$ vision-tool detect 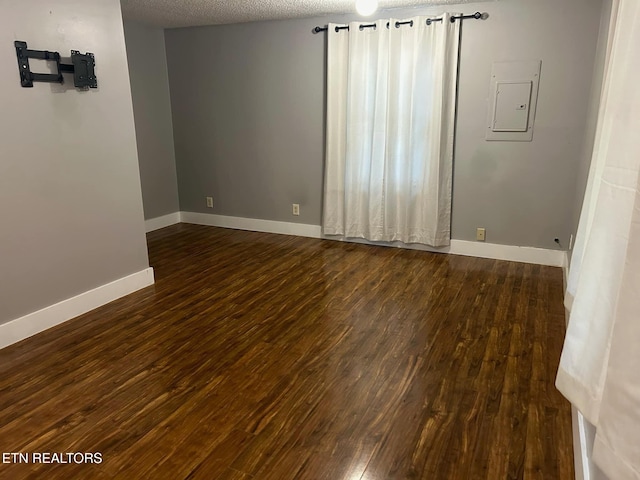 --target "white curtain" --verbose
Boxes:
[556,1,640,478]
[323,14,460,247]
